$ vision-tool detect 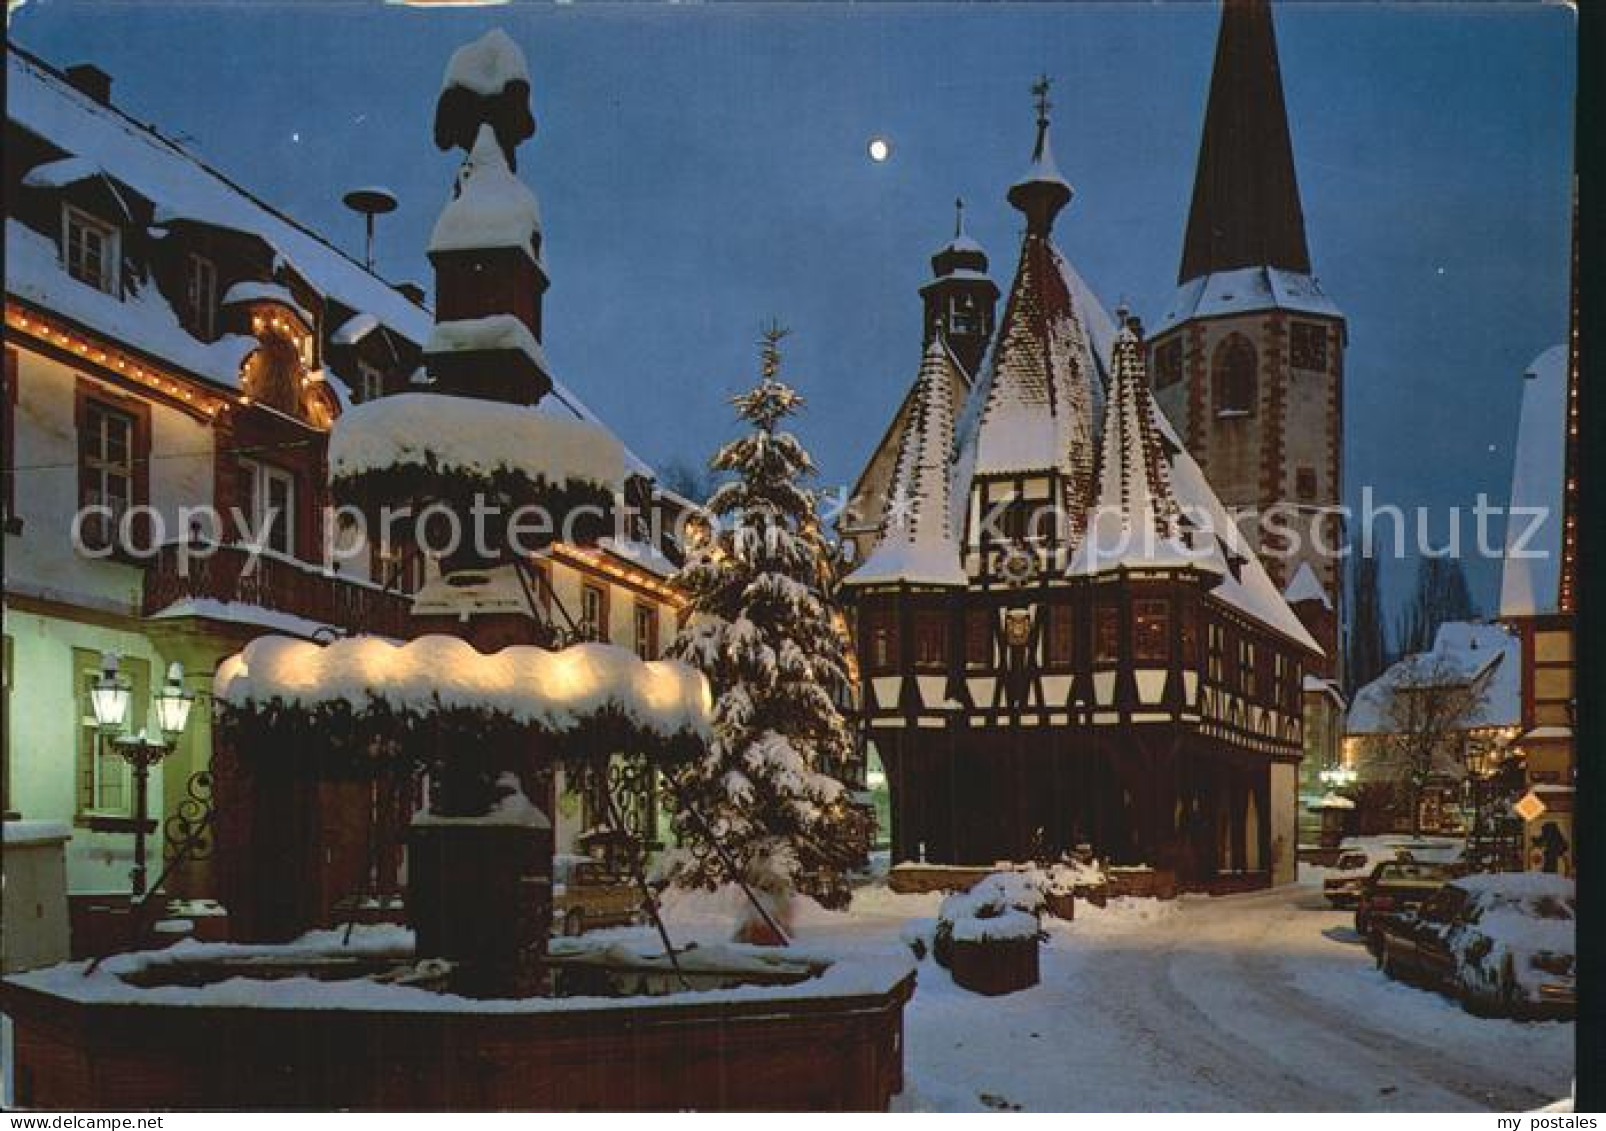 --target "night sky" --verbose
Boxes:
[9,1,1576,621]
